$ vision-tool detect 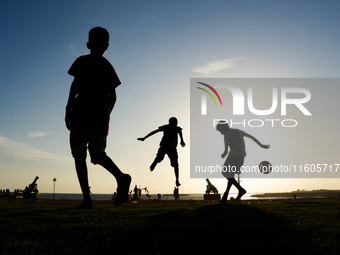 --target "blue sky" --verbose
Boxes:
[0,0,339,195]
